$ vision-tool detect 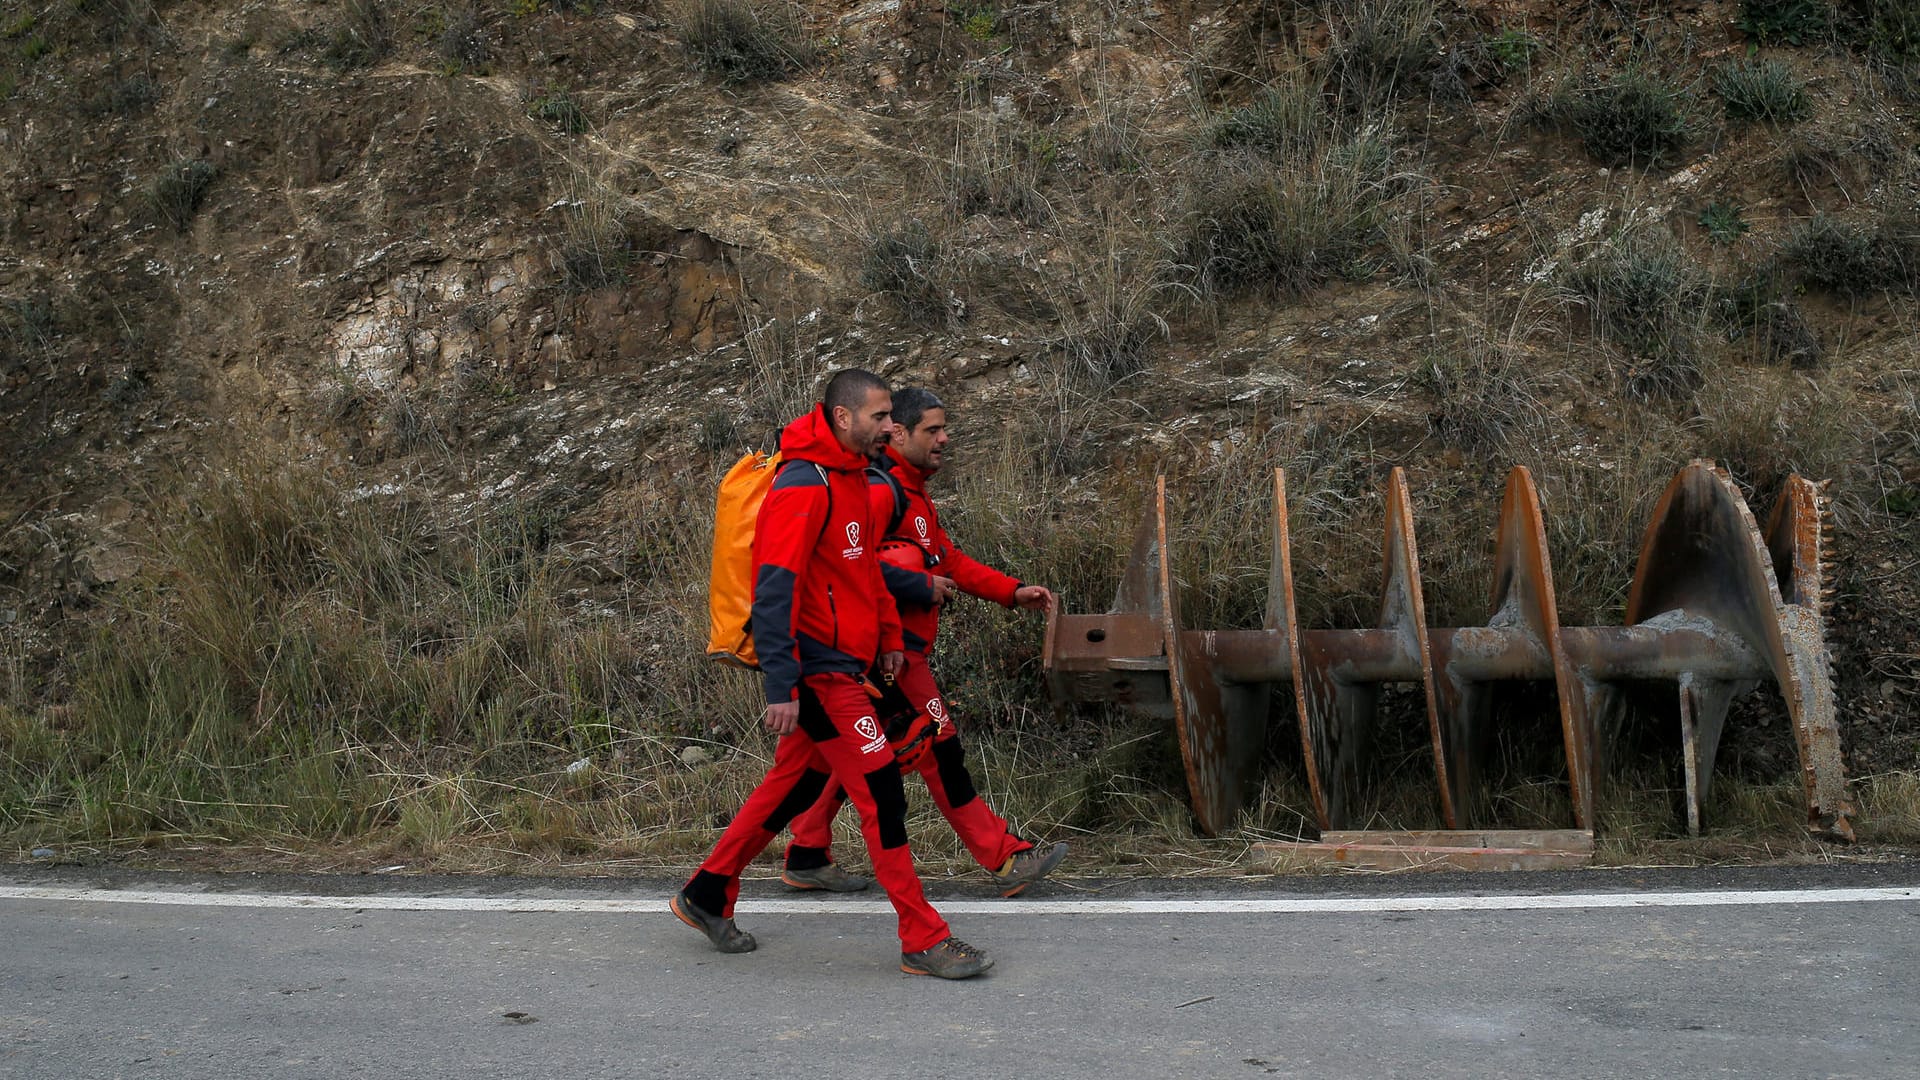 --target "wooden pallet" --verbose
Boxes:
[1251,829,1594,872]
